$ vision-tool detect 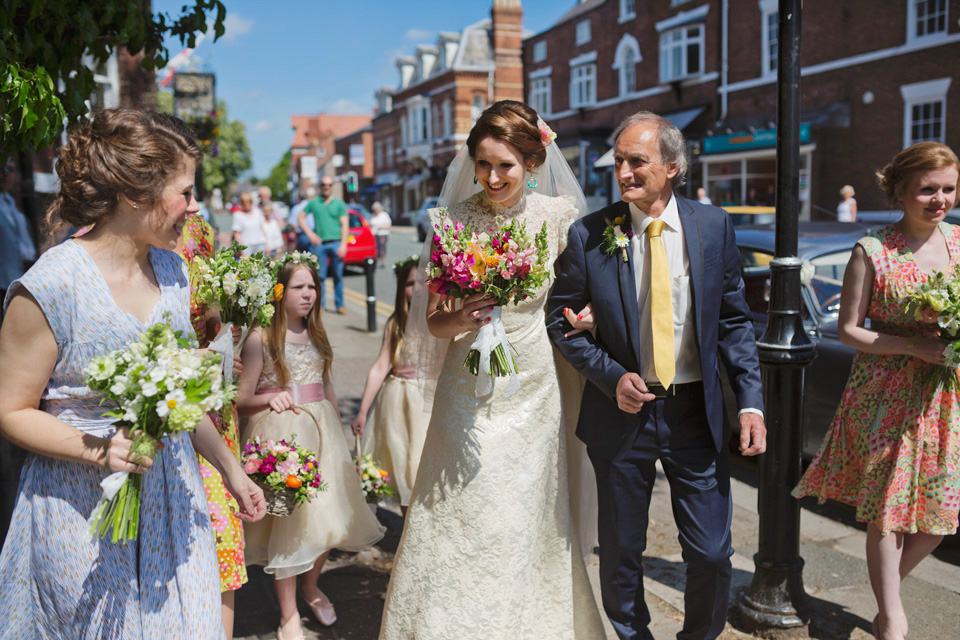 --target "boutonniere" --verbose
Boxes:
[601,216,633,262]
